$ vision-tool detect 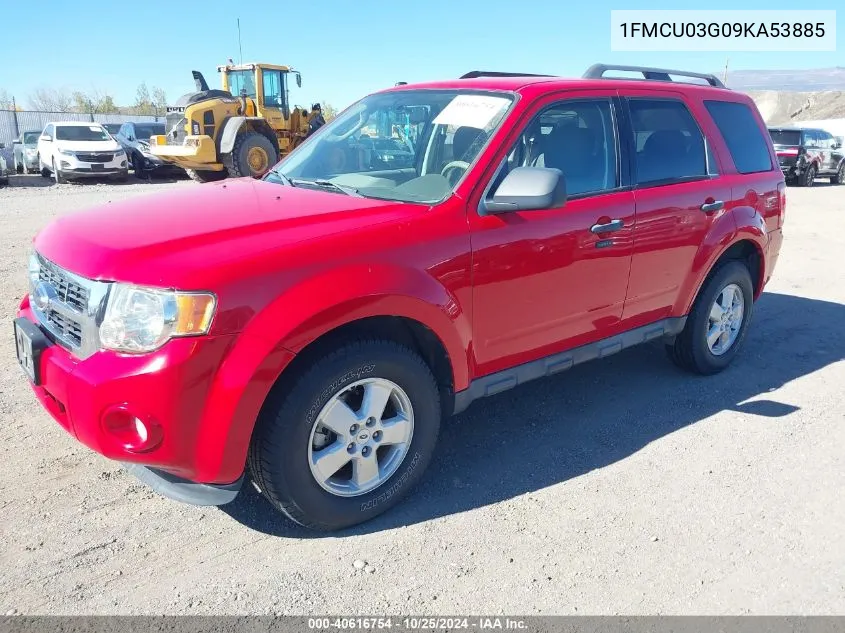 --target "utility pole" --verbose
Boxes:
[11,96,20,138]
